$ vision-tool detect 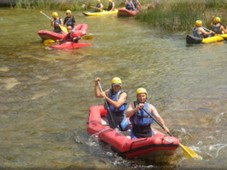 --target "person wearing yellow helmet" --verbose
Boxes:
[105,0,115,11]
[192,20,214,38]
[126,88,169,139]
[95,0,104,11]
[210,16,227,34]
[51,12,63,33]
[125,0,135,11]
[59,26,80,43]
[94,77,129,130]
[63,10,76,29]
[132,0,142,11]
